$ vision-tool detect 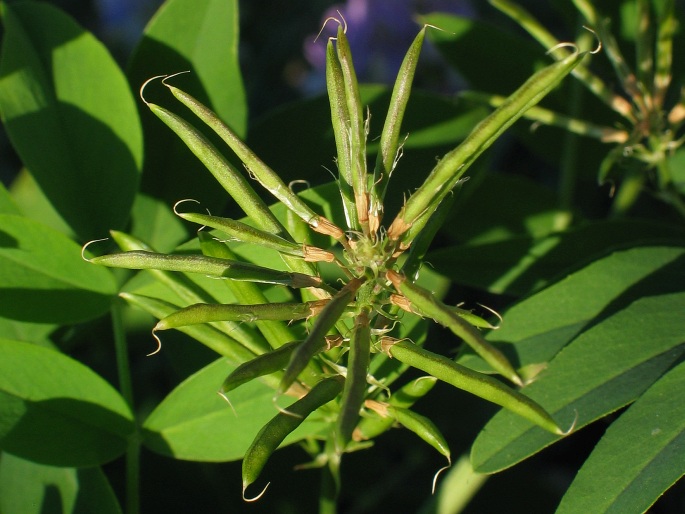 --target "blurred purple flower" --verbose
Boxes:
[95,0,163,55]
[302,0,474,94]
